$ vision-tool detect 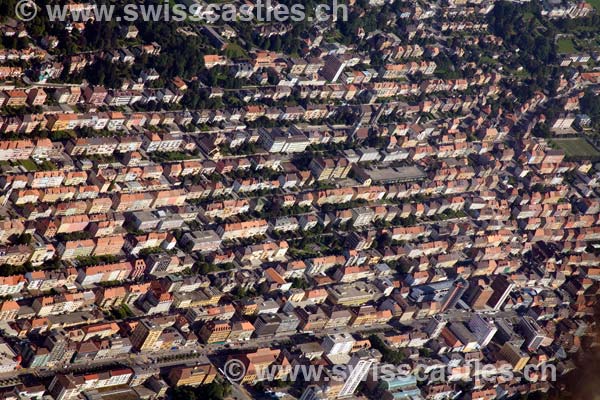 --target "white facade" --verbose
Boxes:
[338,351,375,397]
[321,333,355,356]
[468,314,498,347]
